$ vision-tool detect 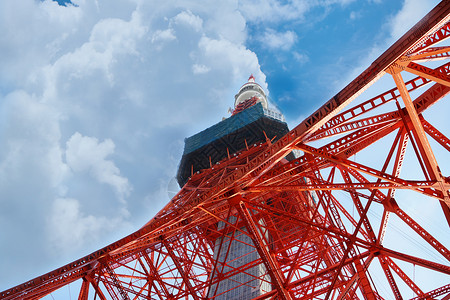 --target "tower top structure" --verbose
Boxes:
[234,74,268,110]
[176,74,289,186]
